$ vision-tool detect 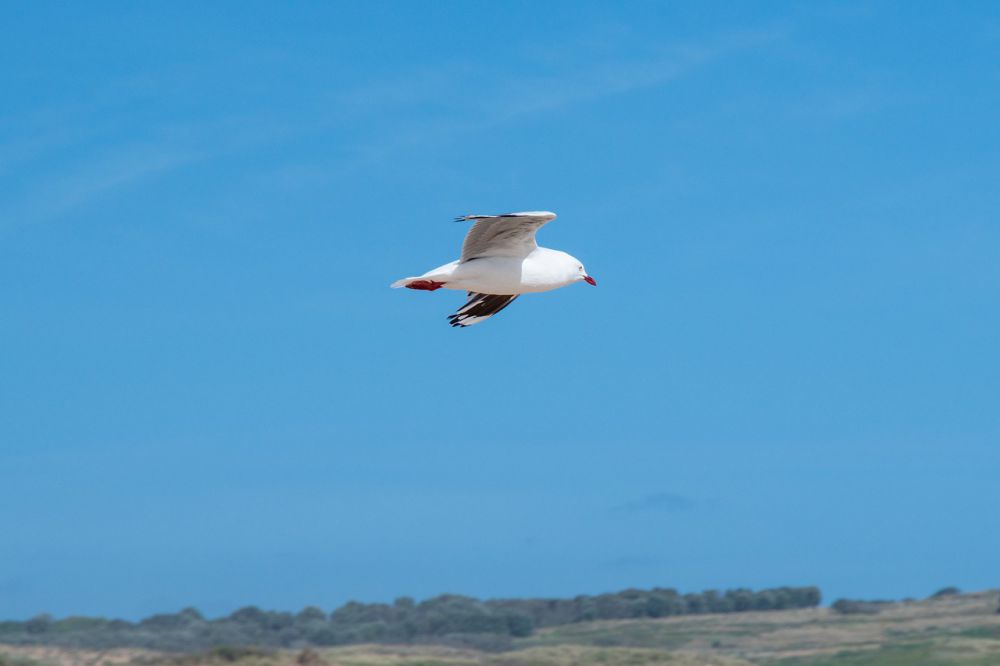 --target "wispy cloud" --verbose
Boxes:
[609,492,699,514]
[600,556,662,569]
[0,21,790,229]
[1,143,202,229]
[345,25,790,165]
[0,108,309,231]
[0,59,322,230]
